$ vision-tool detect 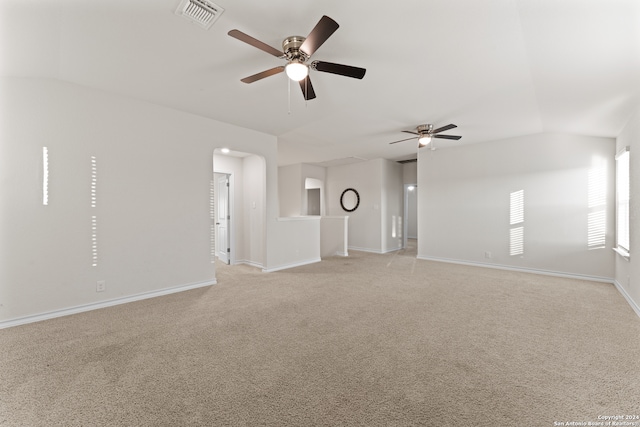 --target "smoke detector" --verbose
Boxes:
[175,0,224,30]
